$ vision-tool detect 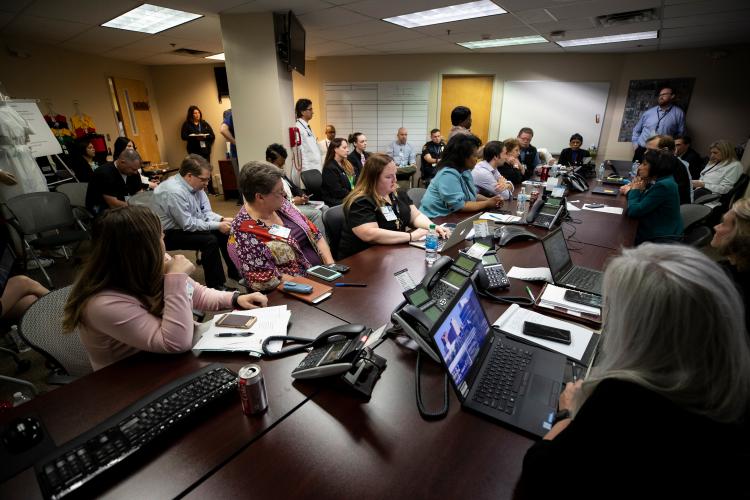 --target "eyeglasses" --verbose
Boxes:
[267,189,287,198]
[195,175,210,183]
